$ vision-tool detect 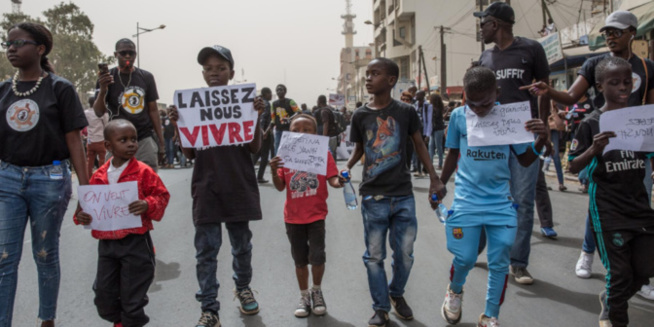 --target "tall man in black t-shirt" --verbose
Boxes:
[314,95,338,160]
[475,2,551,285]
[251,87,274,183]
[271,84,301,154]
[94,38,164,172]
